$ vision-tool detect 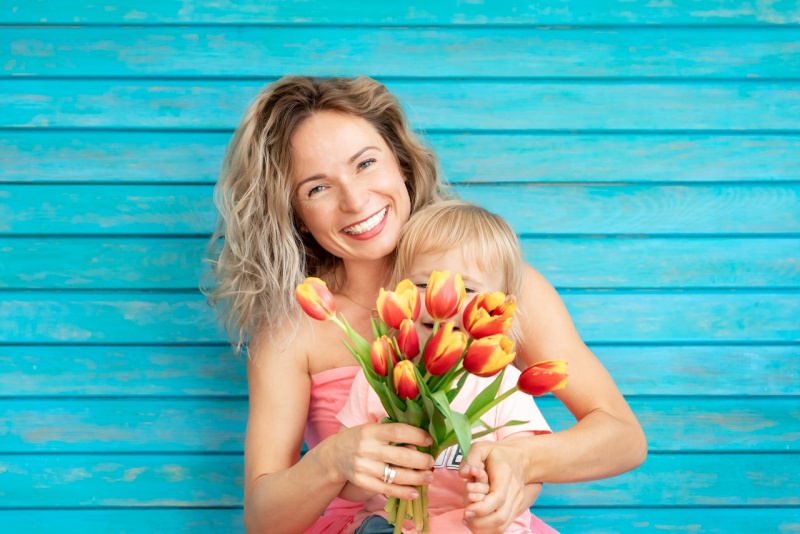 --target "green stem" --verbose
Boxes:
[393,499,408,534]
